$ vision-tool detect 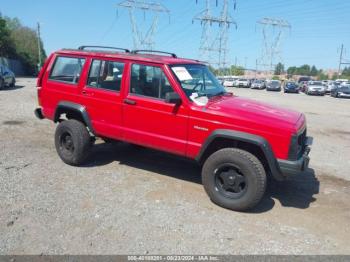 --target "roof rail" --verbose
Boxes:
[78,46,130,53]
[132,50,177,58]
